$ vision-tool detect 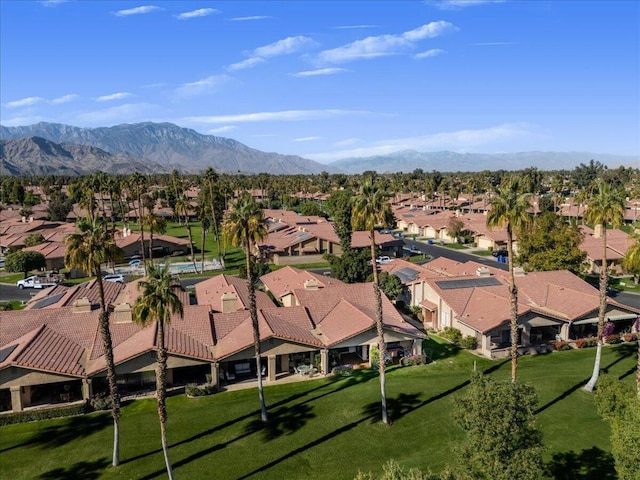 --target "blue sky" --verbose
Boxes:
[1,0,638,164]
